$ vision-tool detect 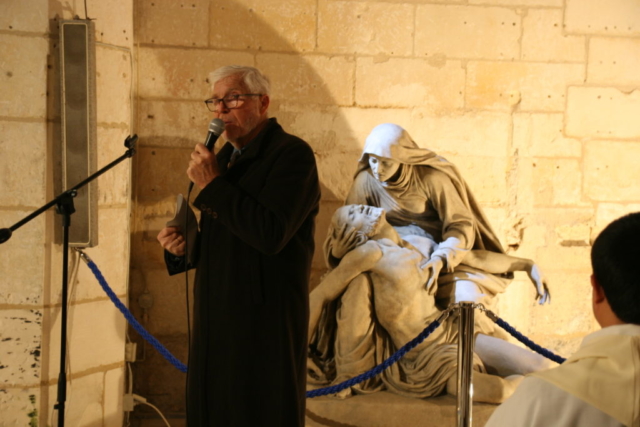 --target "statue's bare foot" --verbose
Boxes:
[327,387,353,399]
[331,387,353,399]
